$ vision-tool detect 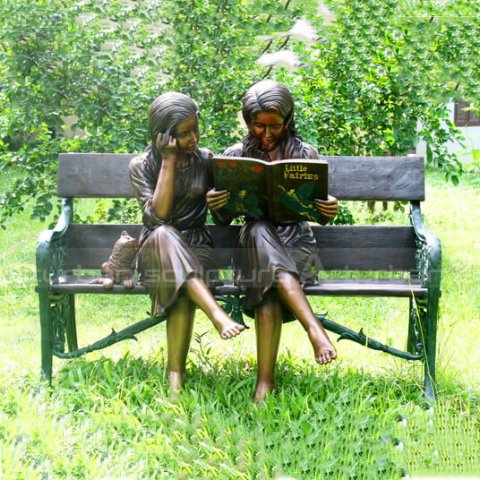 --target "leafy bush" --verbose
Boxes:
[277,0,480,186]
